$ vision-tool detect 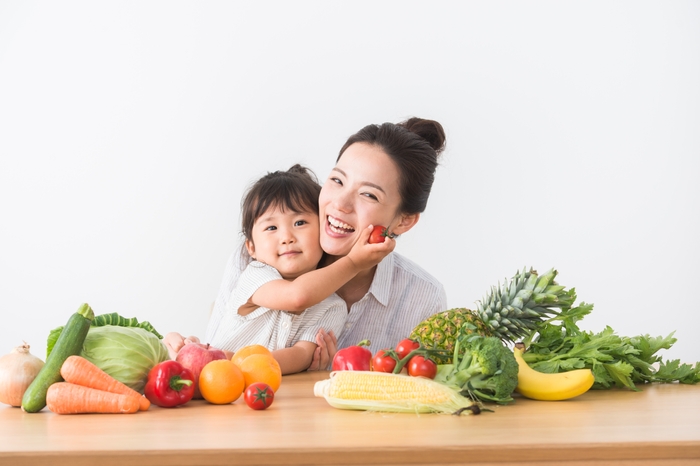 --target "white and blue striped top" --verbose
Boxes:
[206,260,347,354]
[335,252,446,355]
